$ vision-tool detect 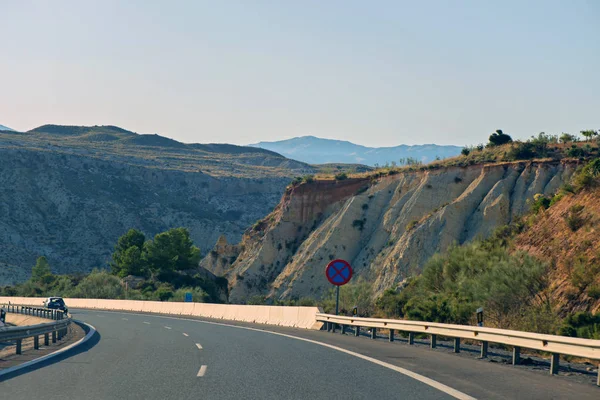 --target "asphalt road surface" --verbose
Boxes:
[0,309,597,399]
